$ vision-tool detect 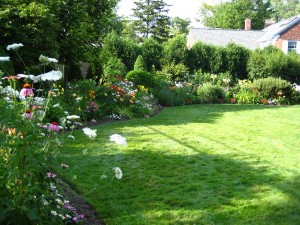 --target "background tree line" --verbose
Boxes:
[1,0,300,82]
